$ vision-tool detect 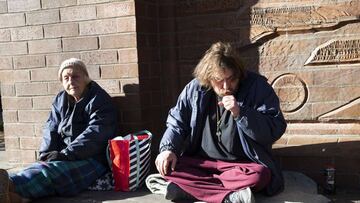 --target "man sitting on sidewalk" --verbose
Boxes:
[147,42,287,203]
[0,58,118,203]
